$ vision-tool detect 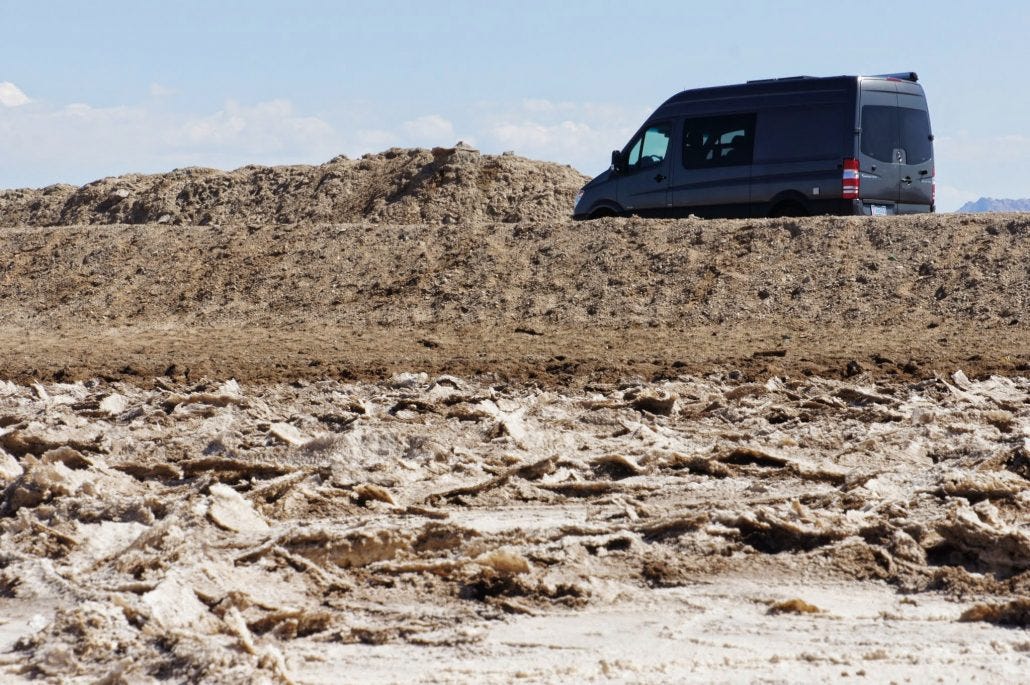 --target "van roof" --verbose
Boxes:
[660,72,921,107]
